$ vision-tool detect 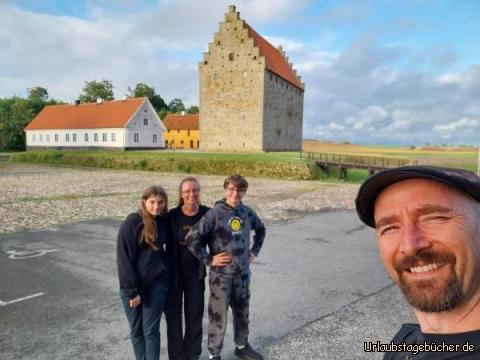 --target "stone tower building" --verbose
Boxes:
[199,5,305,151]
